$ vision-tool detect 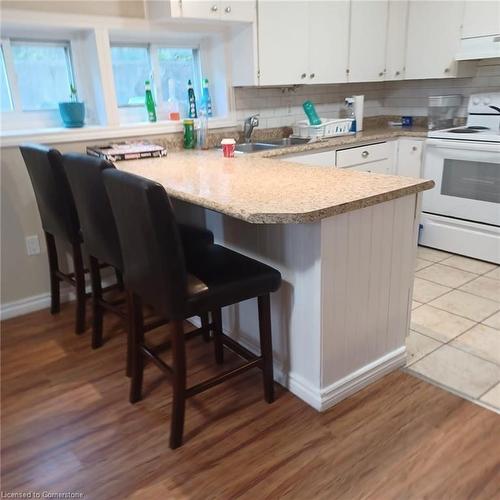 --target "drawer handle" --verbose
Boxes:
[412,146,418,151]
[361,151,369,158]
[211,4,218,11]
[225,6,231,13]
